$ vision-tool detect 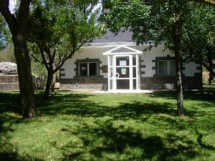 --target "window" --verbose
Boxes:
[79,62,98,76]
[158,60,176,76]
